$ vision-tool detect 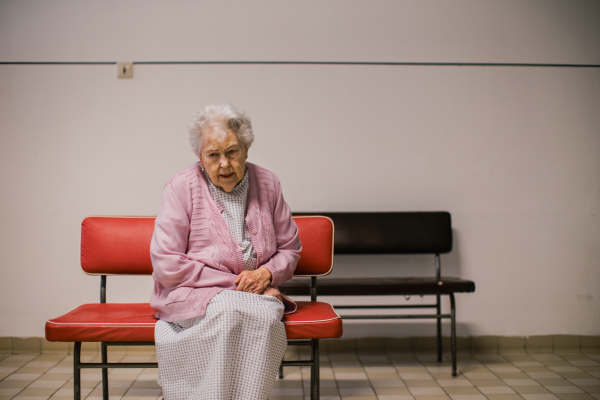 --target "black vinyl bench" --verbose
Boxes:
[280,212,475,376]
